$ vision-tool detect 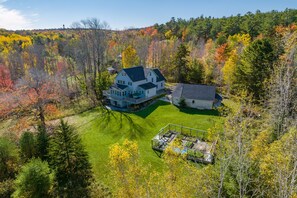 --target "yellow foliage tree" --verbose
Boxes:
[121,45,140,68]
[108,139,218,198]
[222,34,251,92]
[222,49,238,88]
[109,139,147,198]
[259,129,297,197]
